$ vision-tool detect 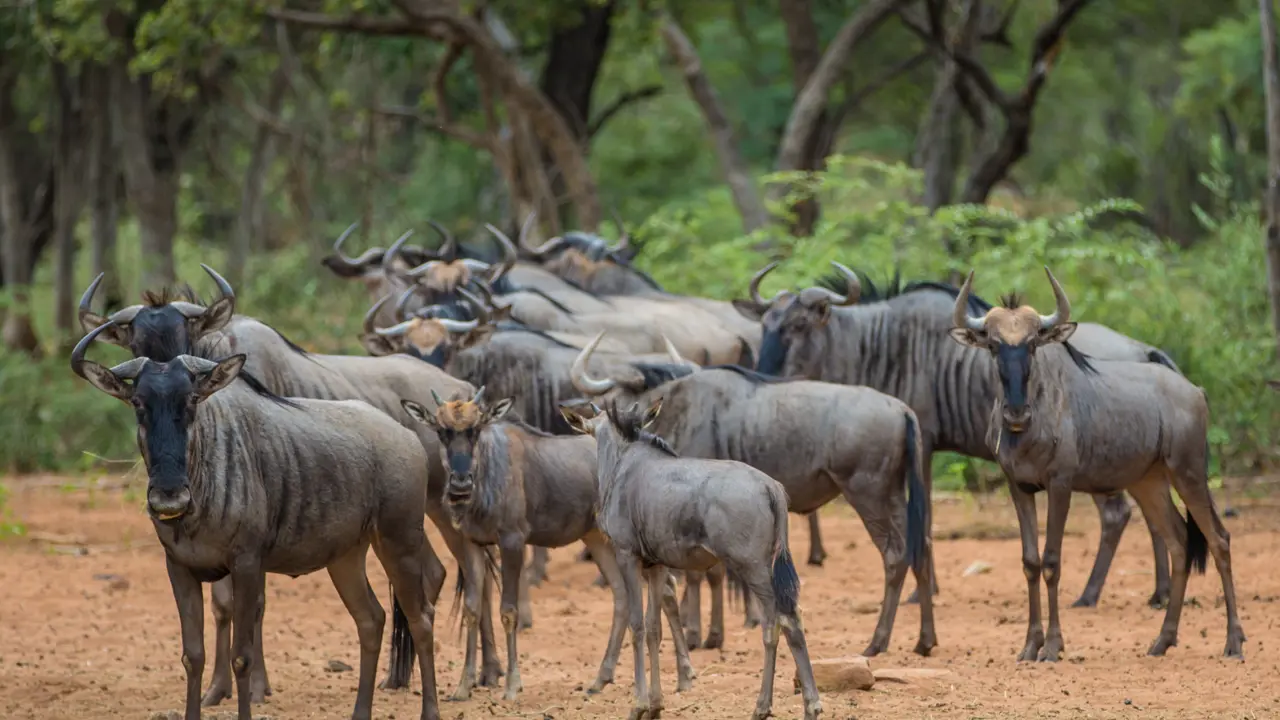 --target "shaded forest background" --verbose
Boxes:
[1,0,1278,489]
